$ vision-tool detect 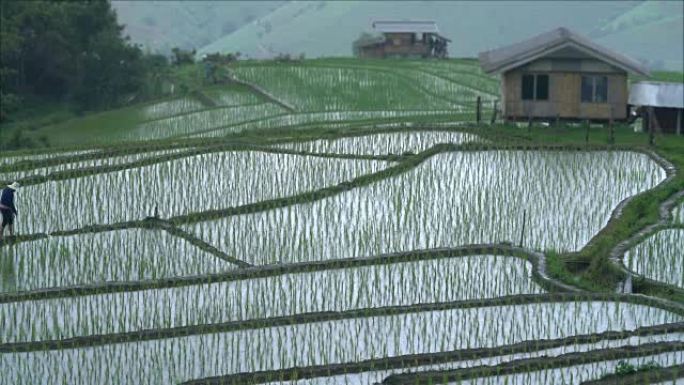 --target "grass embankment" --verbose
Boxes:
[631,70,684,84]
[478,124,684,302]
